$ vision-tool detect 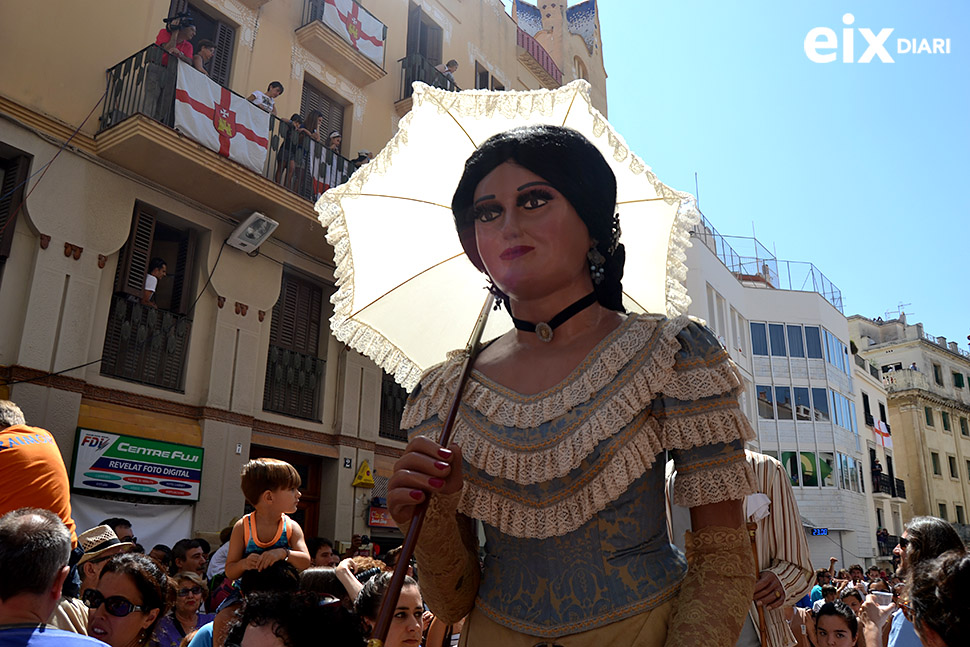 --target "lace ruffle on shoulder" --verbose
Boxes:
[402,314,752,538]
